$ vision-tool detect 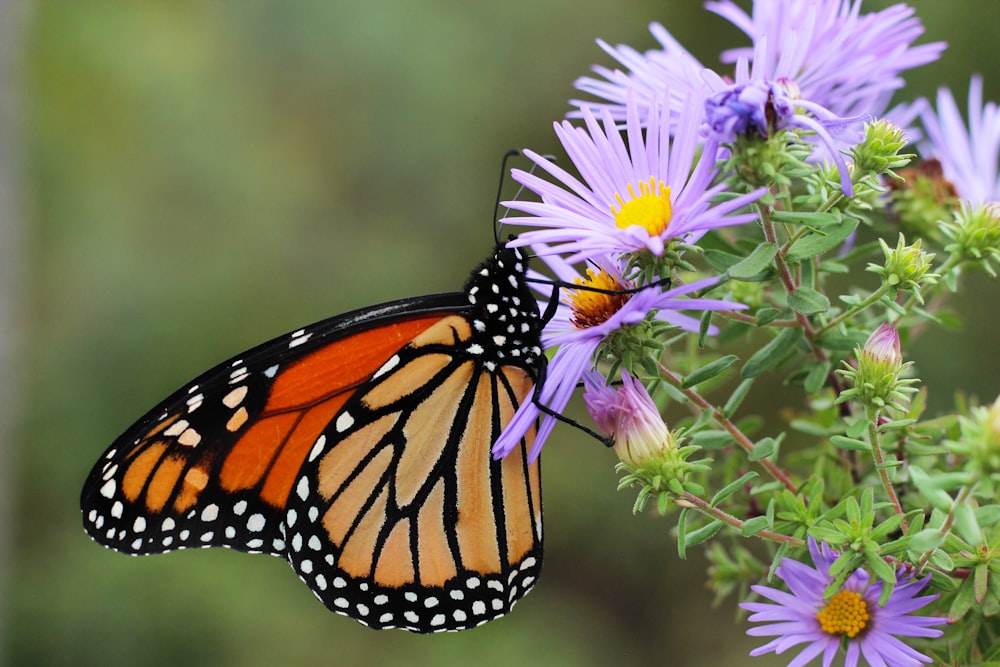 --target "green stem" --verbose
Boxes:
[815,283,893,337]
[915,484,975,572]
[866,406,909,531]
[678,492,805,547]
[658,363,798,493]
